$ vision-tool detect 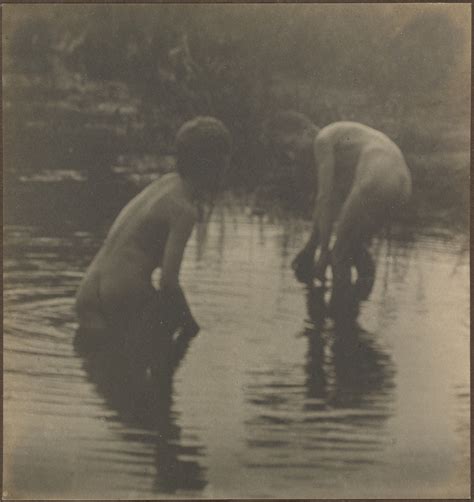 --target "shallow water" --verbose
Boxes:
[3,186,470,499]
